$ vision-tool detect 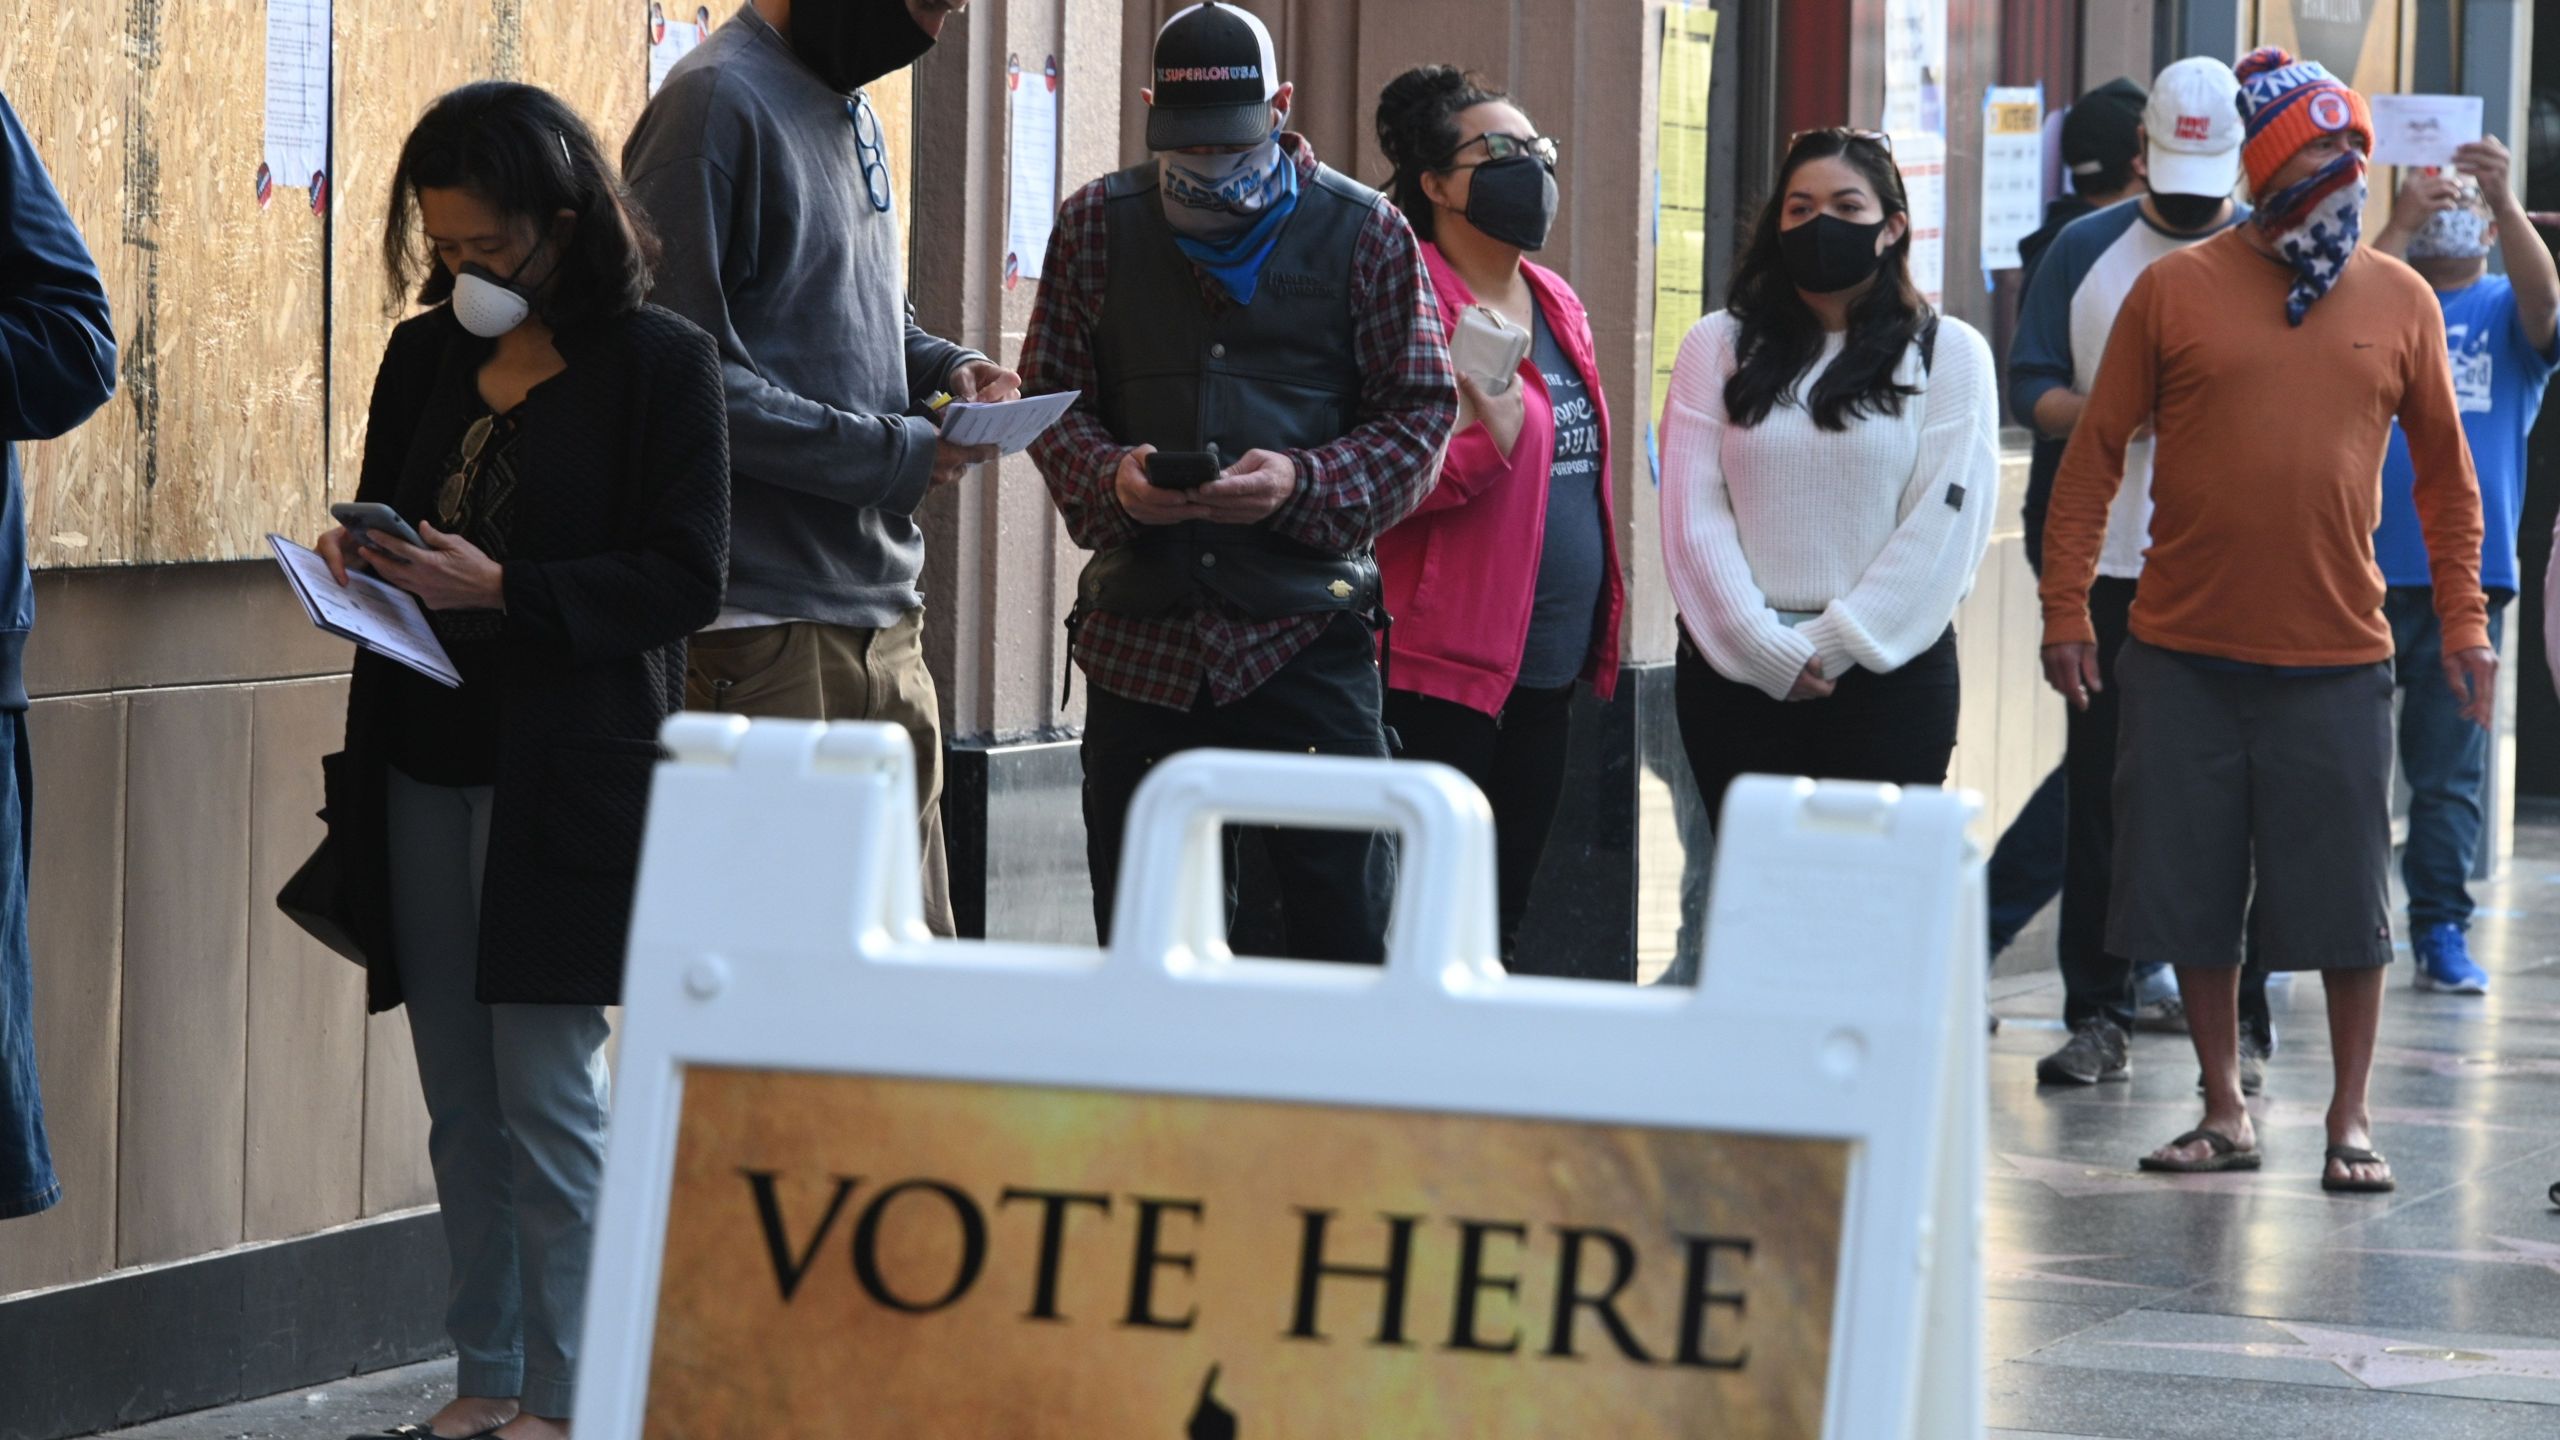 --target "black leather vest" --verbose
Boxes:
[1077,160,1381,621]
